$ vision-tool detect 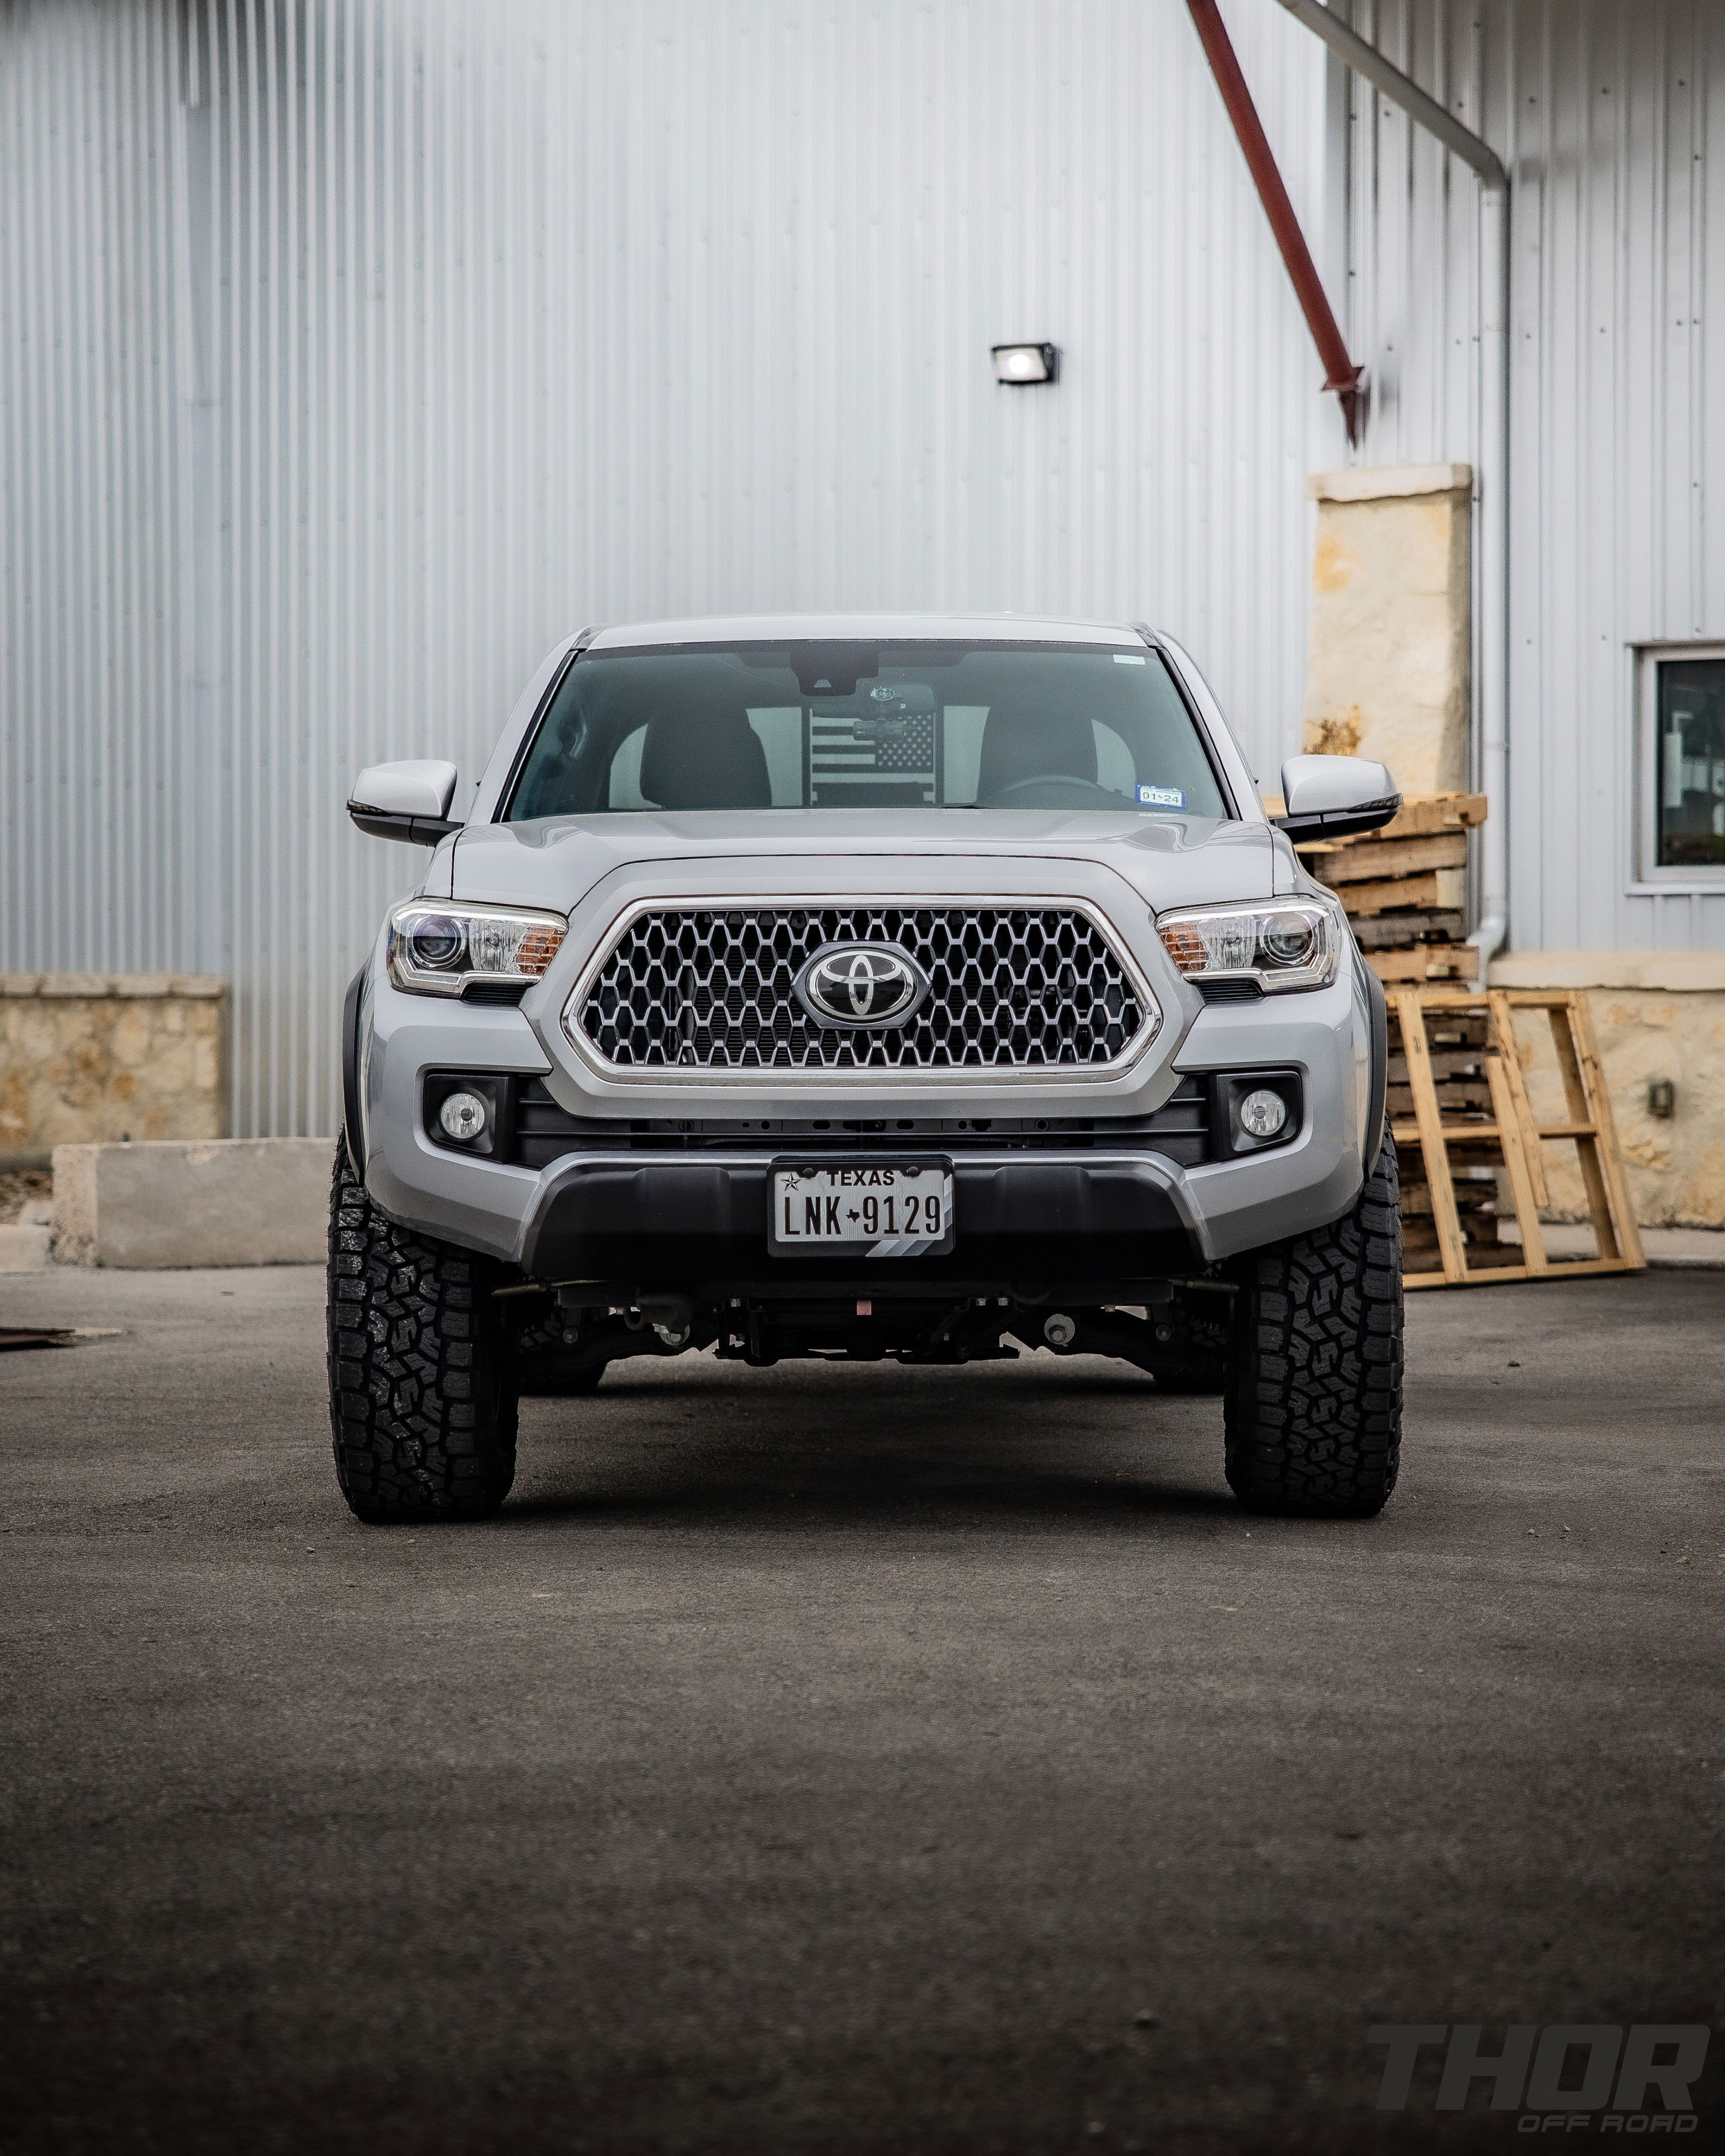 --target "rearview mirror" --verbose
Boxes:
[348,760,461,846]
[1273,755,1401,844]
